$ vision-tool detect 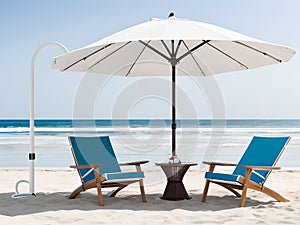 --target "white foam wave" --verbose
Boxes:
[2,126,300,134]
